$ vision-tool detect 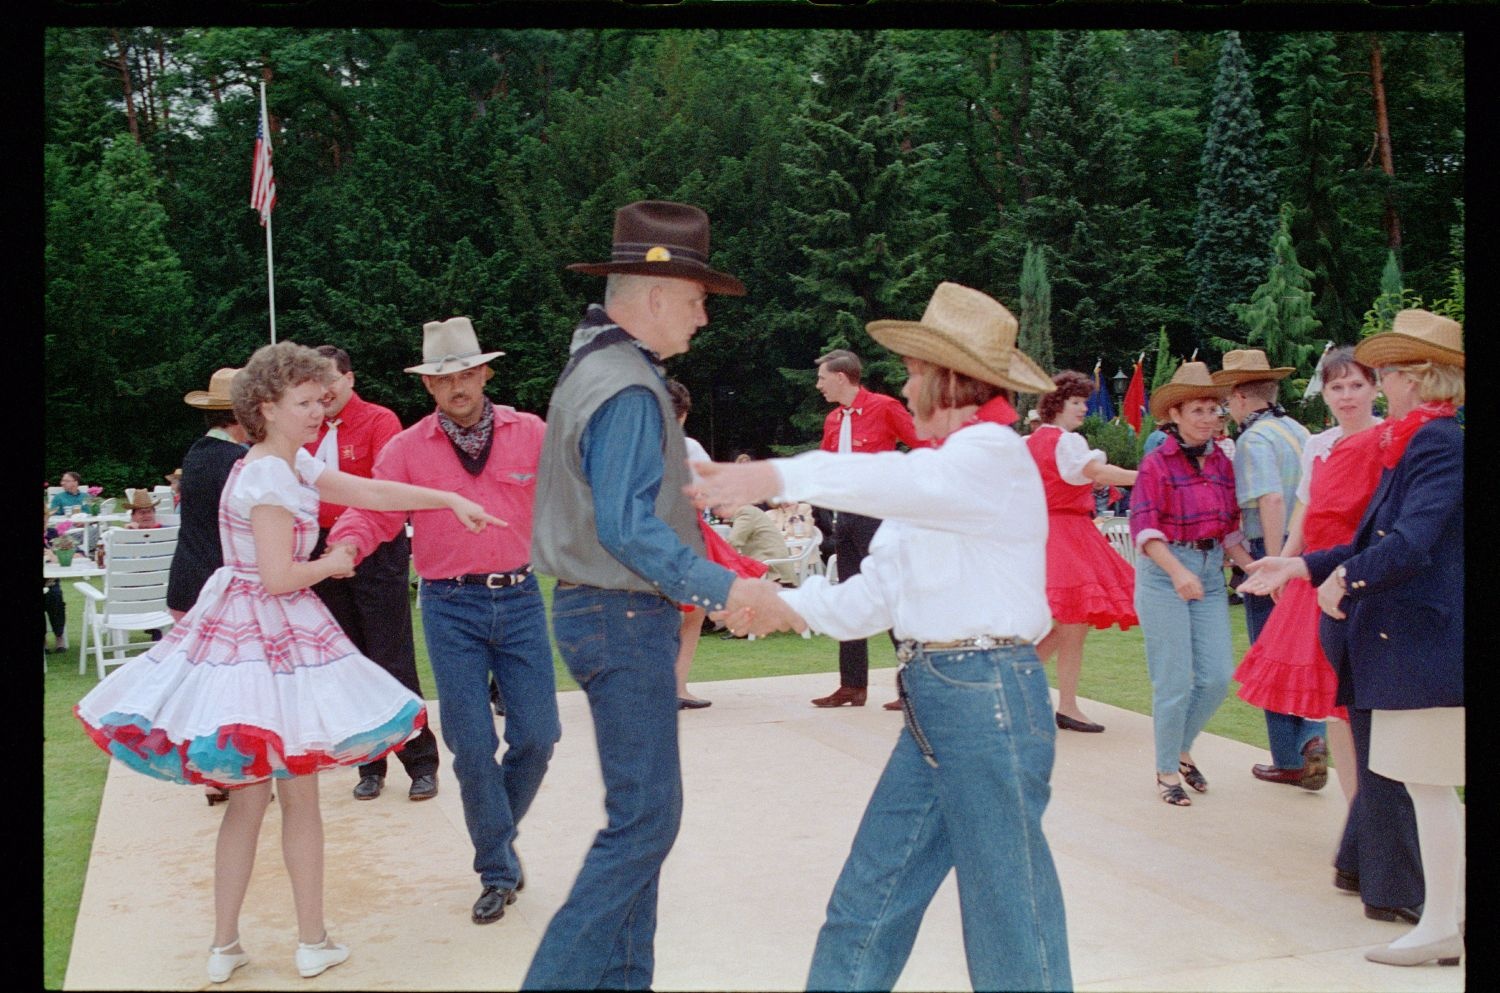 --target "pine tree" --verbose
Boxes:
[1015,241,1055,418]
[1222,205,1324,405]
[777,30,944,433]
[1019,30,1164,372]
[1188,31,1278,352]
[1149,325,1179,392]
